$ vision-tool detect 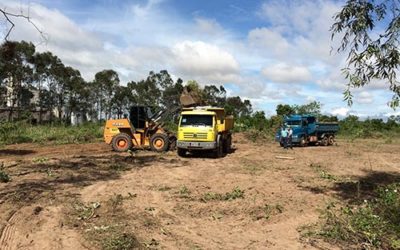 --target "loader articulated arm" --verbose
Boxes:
[148,87,205,130]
